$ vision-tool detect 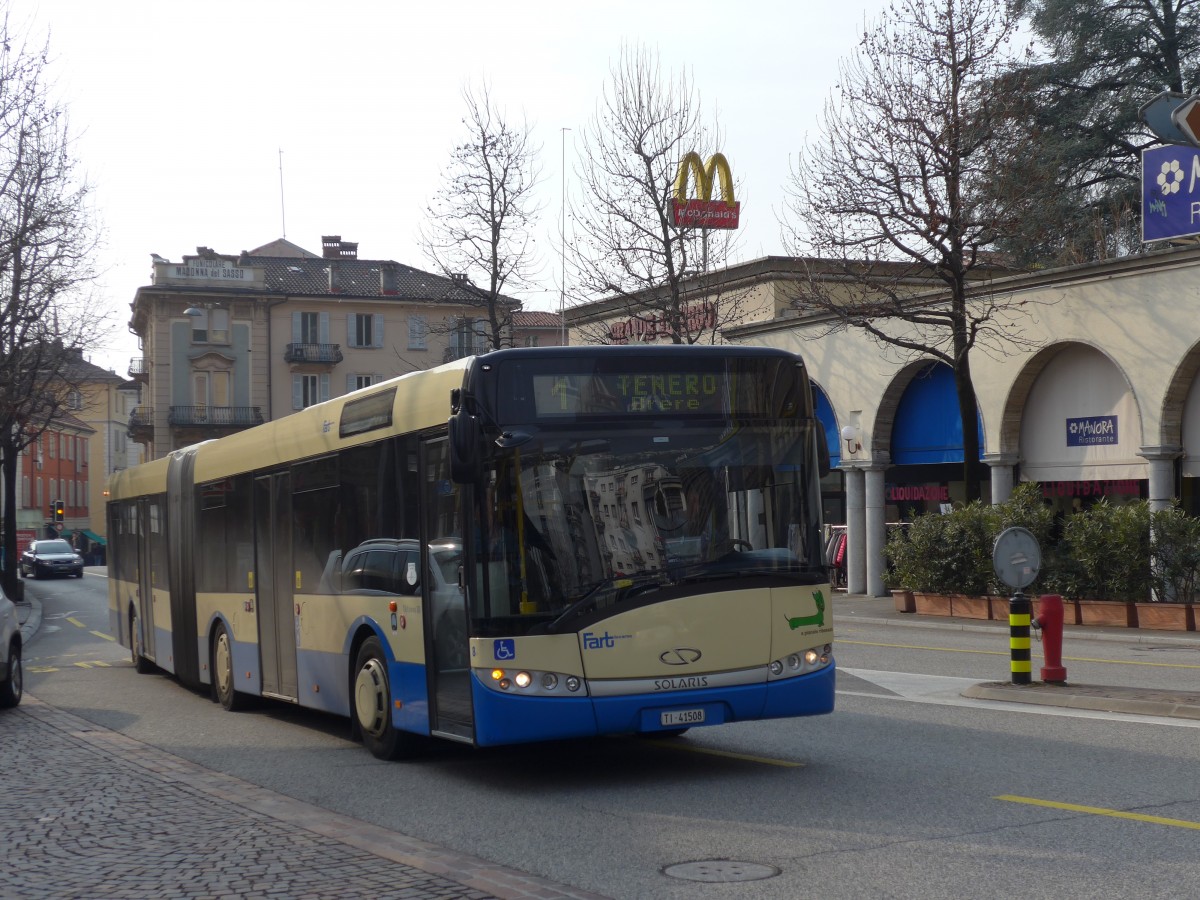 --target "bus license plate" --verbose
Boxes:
[661,708,705,727]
